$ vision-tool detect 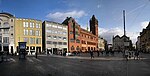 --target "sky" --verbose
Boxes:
[0,0,150,44]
